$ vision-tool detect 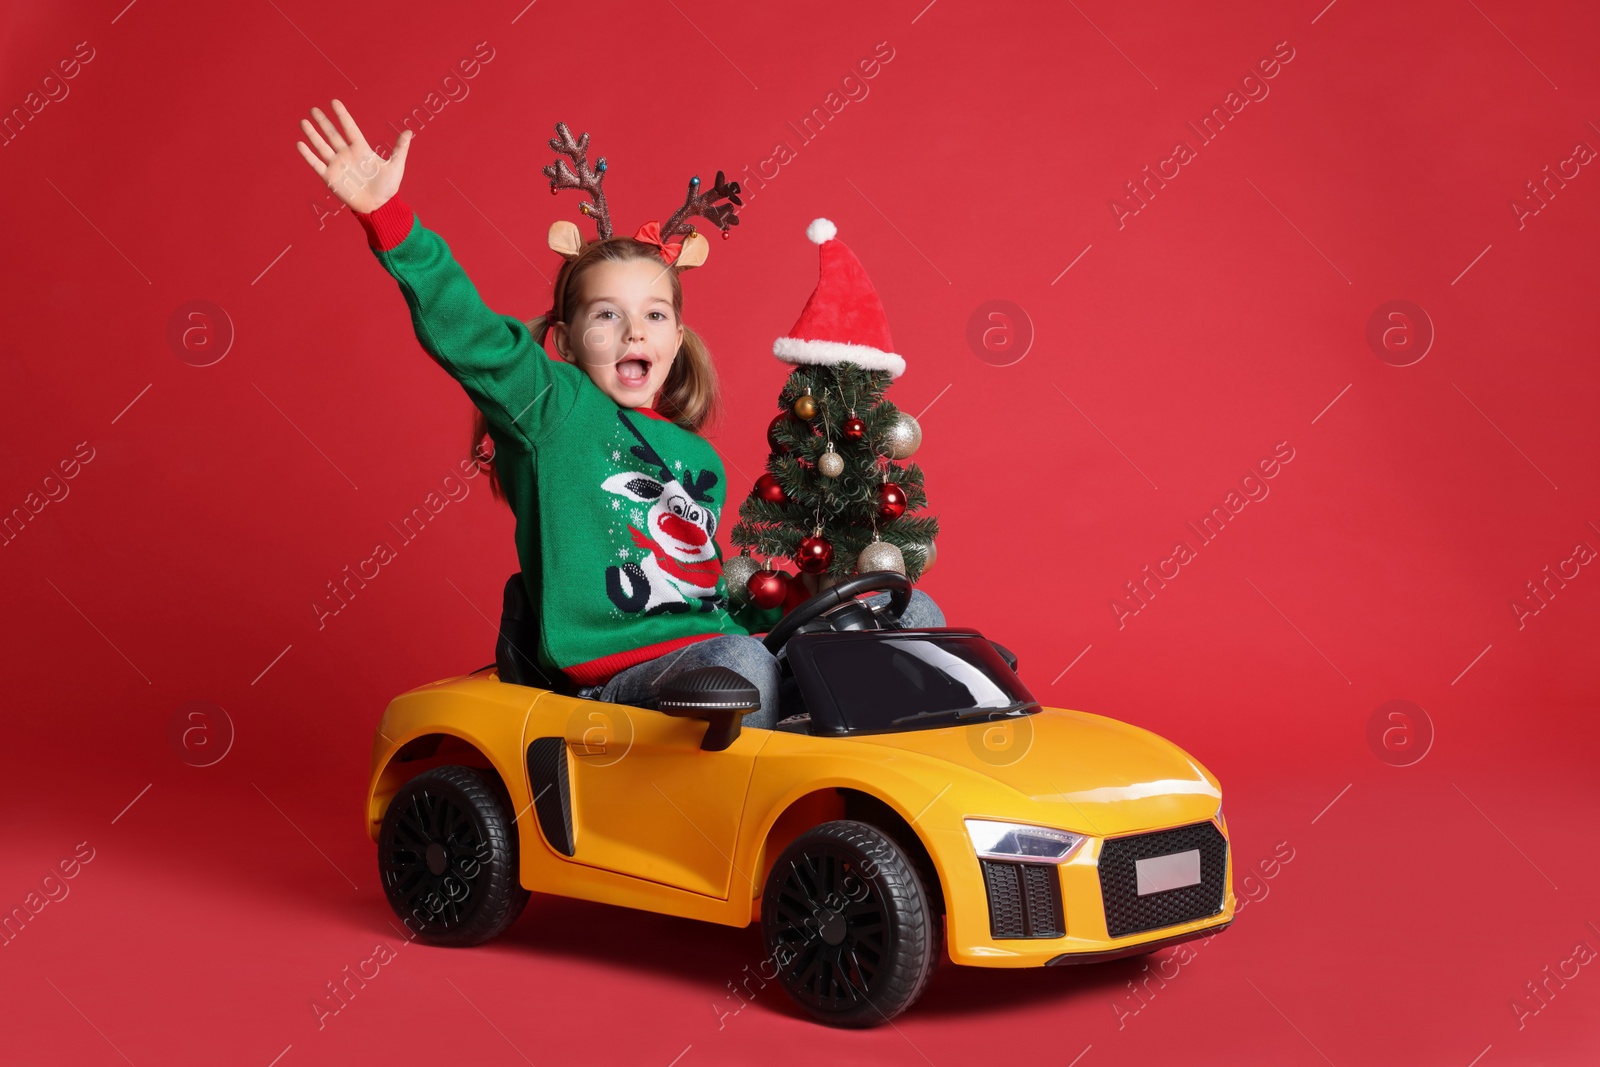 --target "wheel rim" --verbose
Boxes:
[382,785,491,931]
[769,844,889,1011]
